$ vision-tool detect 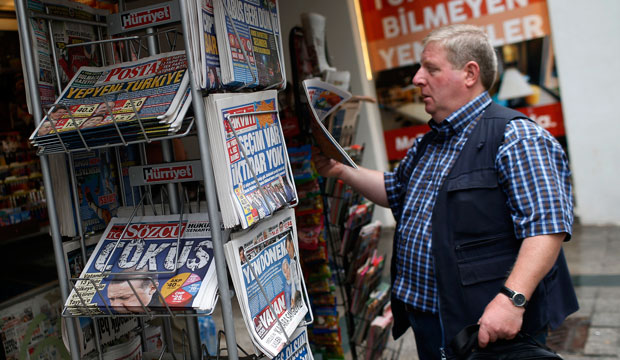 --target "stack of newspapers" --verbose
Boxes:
[29,51,192,154]
[63,213,219,316]
[183,0,285,90]
[204,90,297,229]
[224,209,311,358]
